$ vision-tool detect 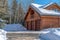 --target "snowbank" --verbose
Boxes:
[0,29,7,40]
[39,28,60,40]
